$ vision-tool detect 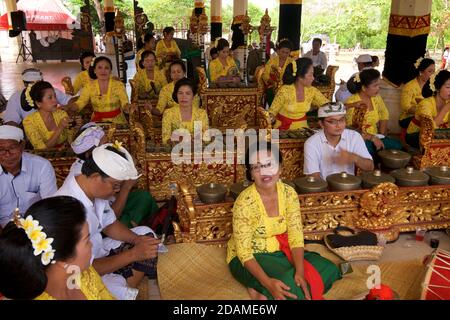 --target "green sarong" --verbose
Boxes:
[229,251,341,300]
[119,190,159,228]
